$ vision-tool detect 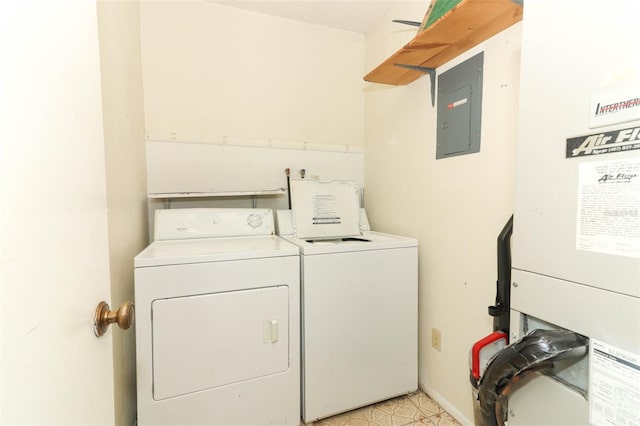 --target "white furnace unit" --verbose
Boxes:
[475,2,640,426]
[134,208,300,425]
